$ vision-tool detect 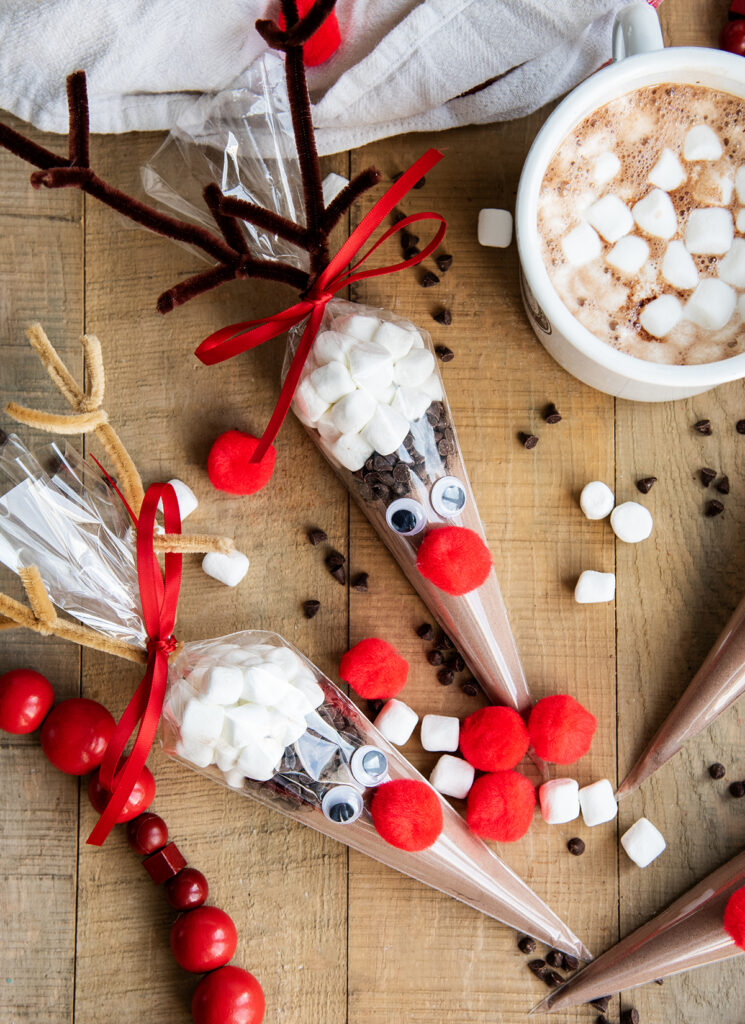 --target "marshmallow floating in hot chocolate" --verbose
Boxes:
[632,188,677,239]
[591,151,620,186]
[661,240,698,290]
[718,238,745,288]
[648,147,685,191]
[685,207,734,255]
[639,295,683,338]
[586,195,633,243]
[561,222,602,266]
[684,124,723,161]
[606,235,649,275]
[685,278,736,330]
